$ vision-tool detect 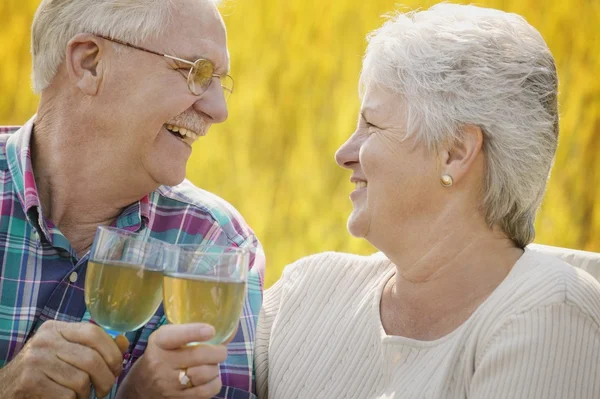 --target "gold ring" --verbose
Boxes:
[178,368,194,389]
